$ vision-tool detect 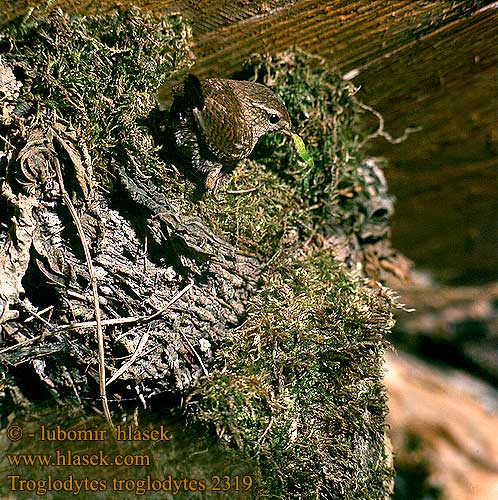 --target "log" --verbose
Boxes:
[0,10,396,497]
